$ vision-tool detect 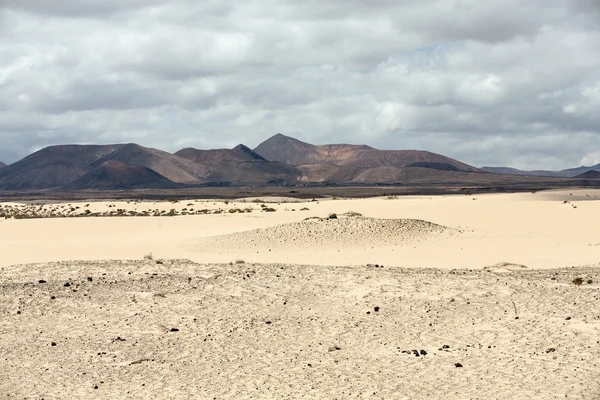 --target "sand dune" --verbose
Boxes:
[194,214,455,254]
